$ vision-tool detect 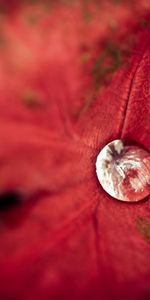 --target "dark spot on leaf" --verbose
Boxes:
[0,32,7,47]
[22,90,41,108]
[76,28,138,119]
[83,10,93,23]
[81,52,91,64]
[26,14,38,25]
[75,89,96,117]
[110,0,121,5]
[0,191,22,211]
[0,1,6,14]
[139,19,149,29]
[92,42,123,89]
[82,0,93,23]
[136,216,150,244]
[76,41,123,117]
[109,19,118,31]
[83,8,93,23]
[140,288,150,300]
[23,0,39,5]
[63,0,76,5]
